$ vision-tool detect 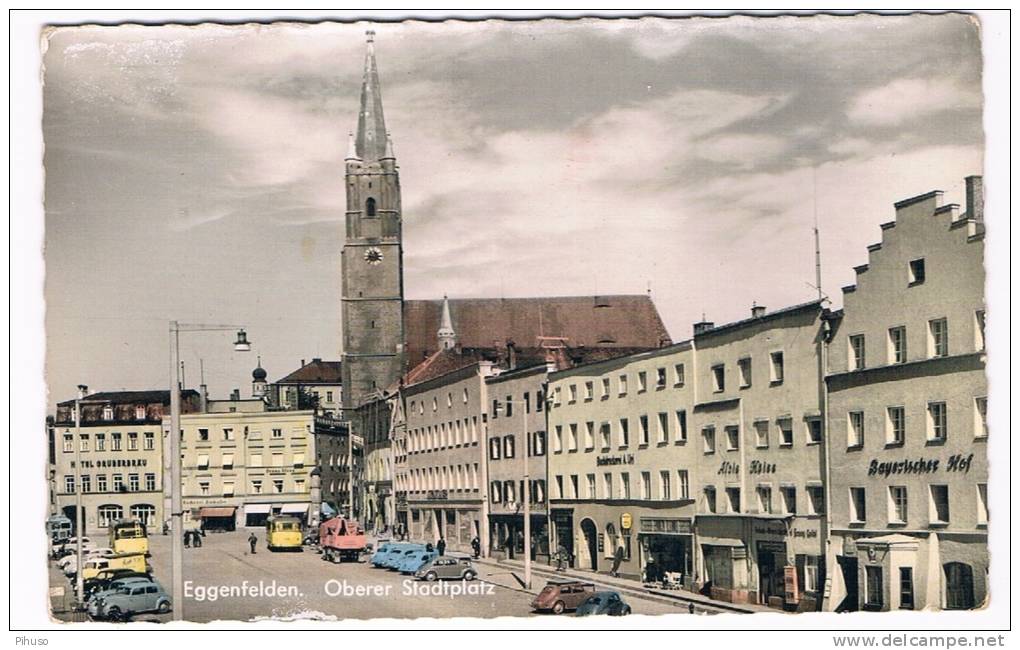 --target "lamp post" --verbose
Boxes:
[73,384,87,603]
[495,398,531,590]
[168,321,251,622]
